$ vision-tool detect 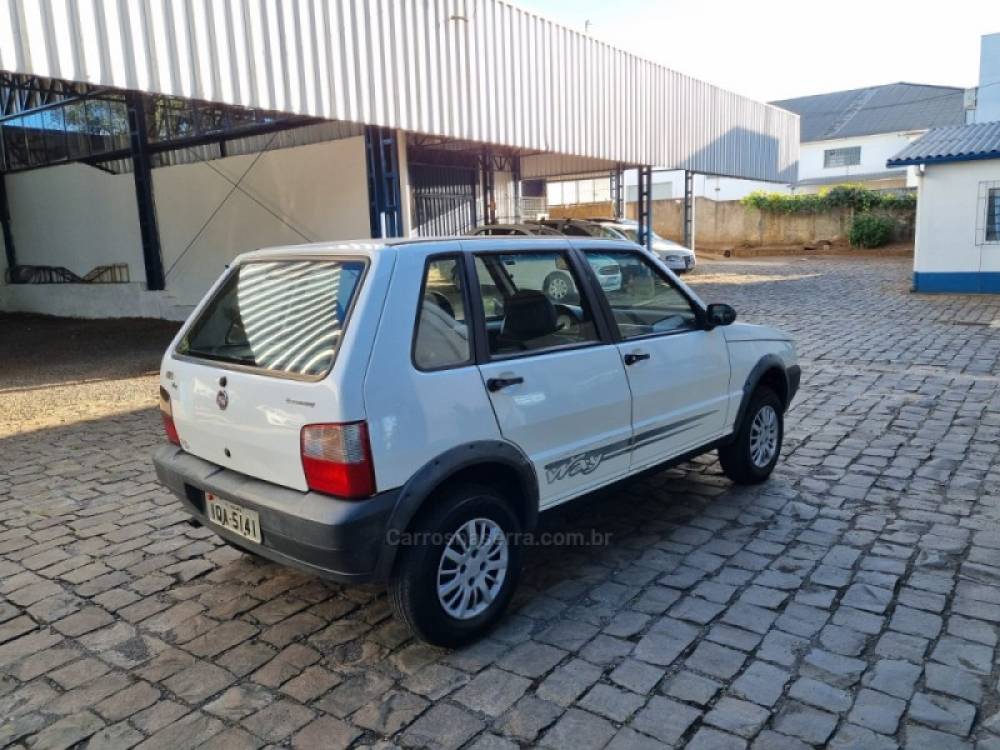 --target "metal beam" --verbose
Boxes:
[512,155,522,223]
[481,149,496,225]
[683,170,695,251]
[0,172,16,275]
[637,166,653,252]
[365,126,402,238]
[126,93,165,291]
